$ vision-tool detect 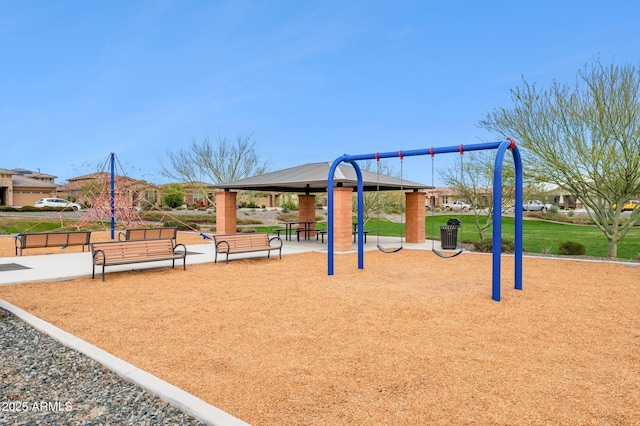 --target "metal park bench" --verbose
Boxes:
[211,233,282,264]
[90,238,187,281]
[14,231,92,256]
